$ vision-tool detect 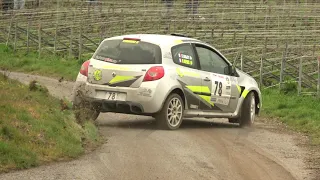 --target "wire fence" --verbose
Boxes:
[0,0,319,96]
